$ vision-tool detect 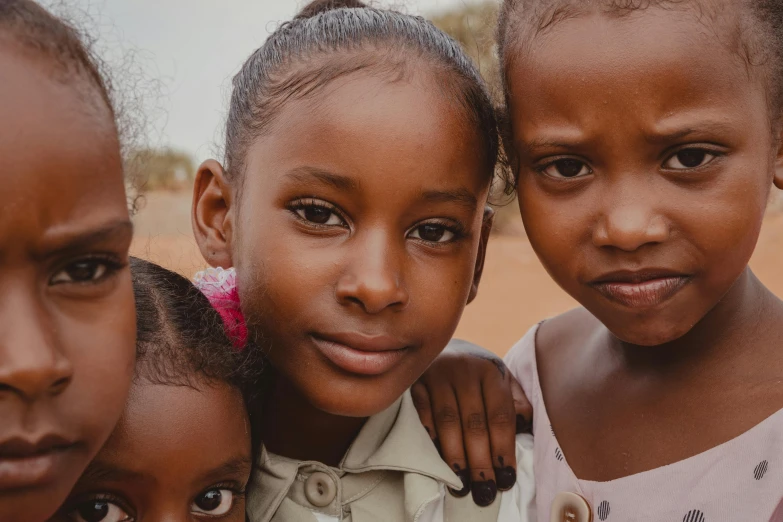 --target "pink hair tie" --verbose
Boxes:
[193,267,248,349]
